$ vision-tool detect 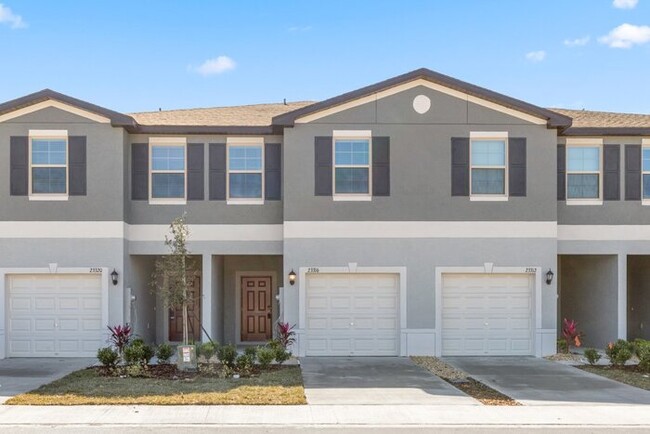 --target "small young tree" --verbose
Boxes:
[151,214,197,345]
